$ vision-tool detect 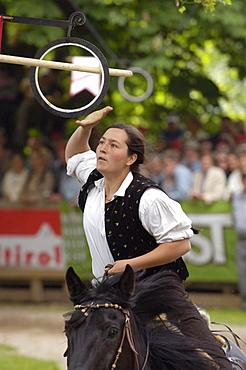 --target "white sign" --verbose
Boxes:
[185,213,233,265]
